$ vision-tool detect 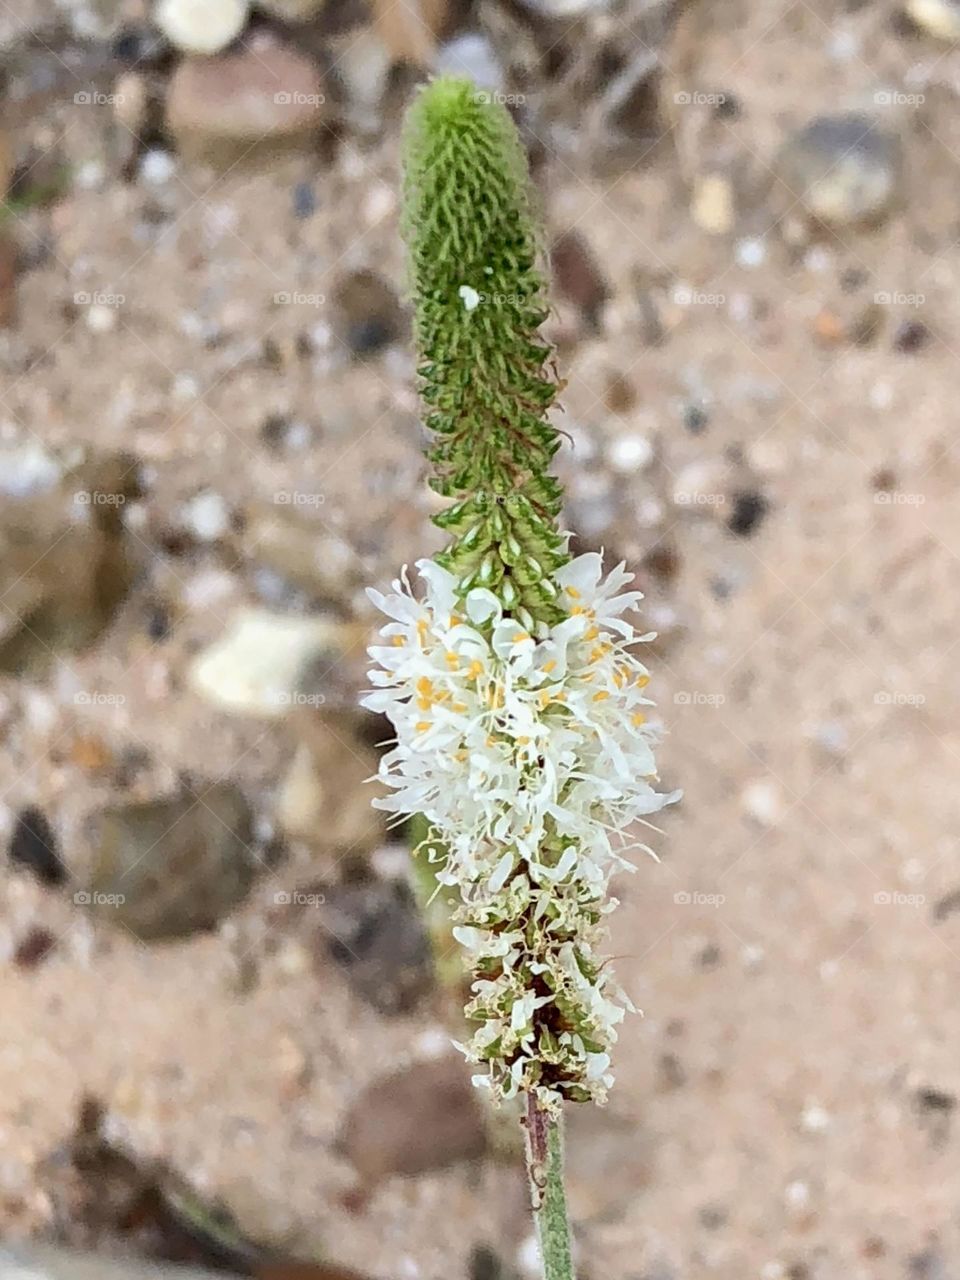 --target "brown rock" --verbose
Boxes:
[372,0,448,66]
[166,44,327,161]
[337,1055,487,1184]
[551,230,610,330]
